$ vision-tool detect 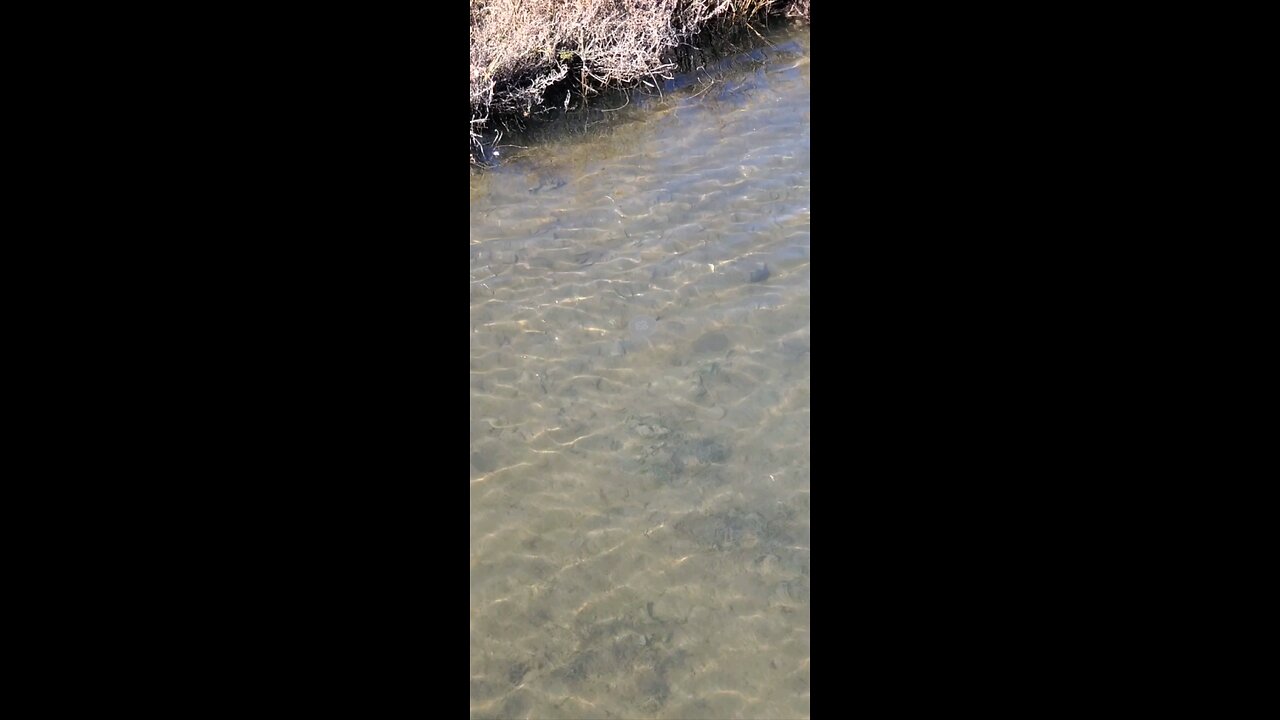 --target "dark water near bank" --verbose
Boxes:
[470,25,809,720]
